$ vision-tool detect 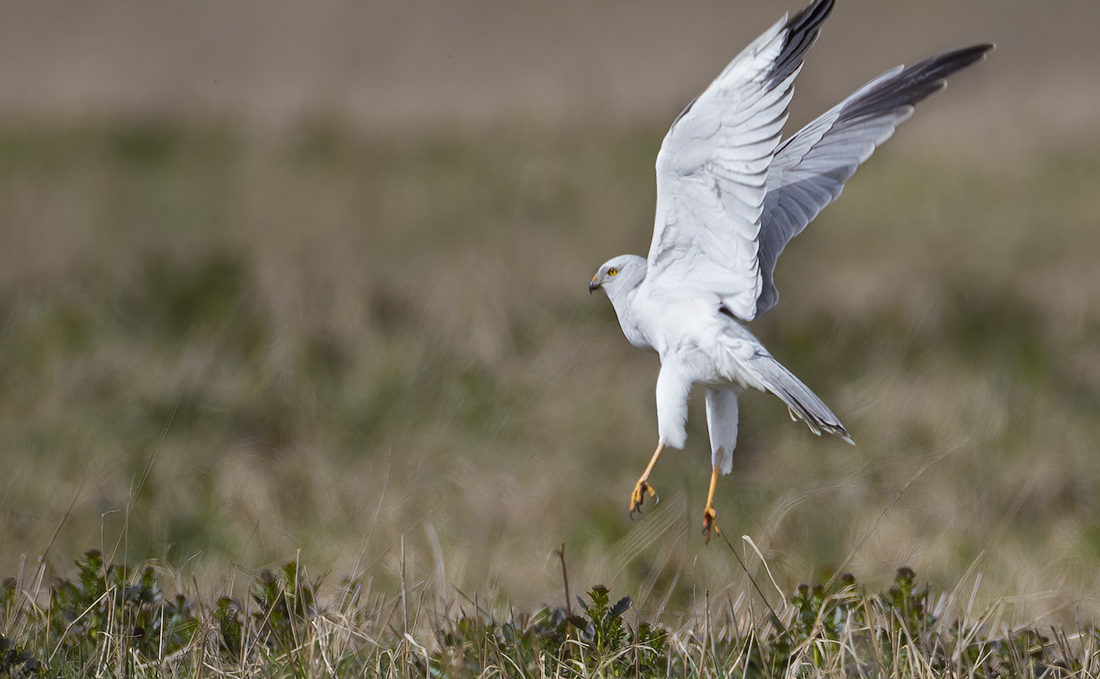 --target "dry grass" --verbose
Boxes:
[3,549,1100,677]
[1,119,1099,659]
